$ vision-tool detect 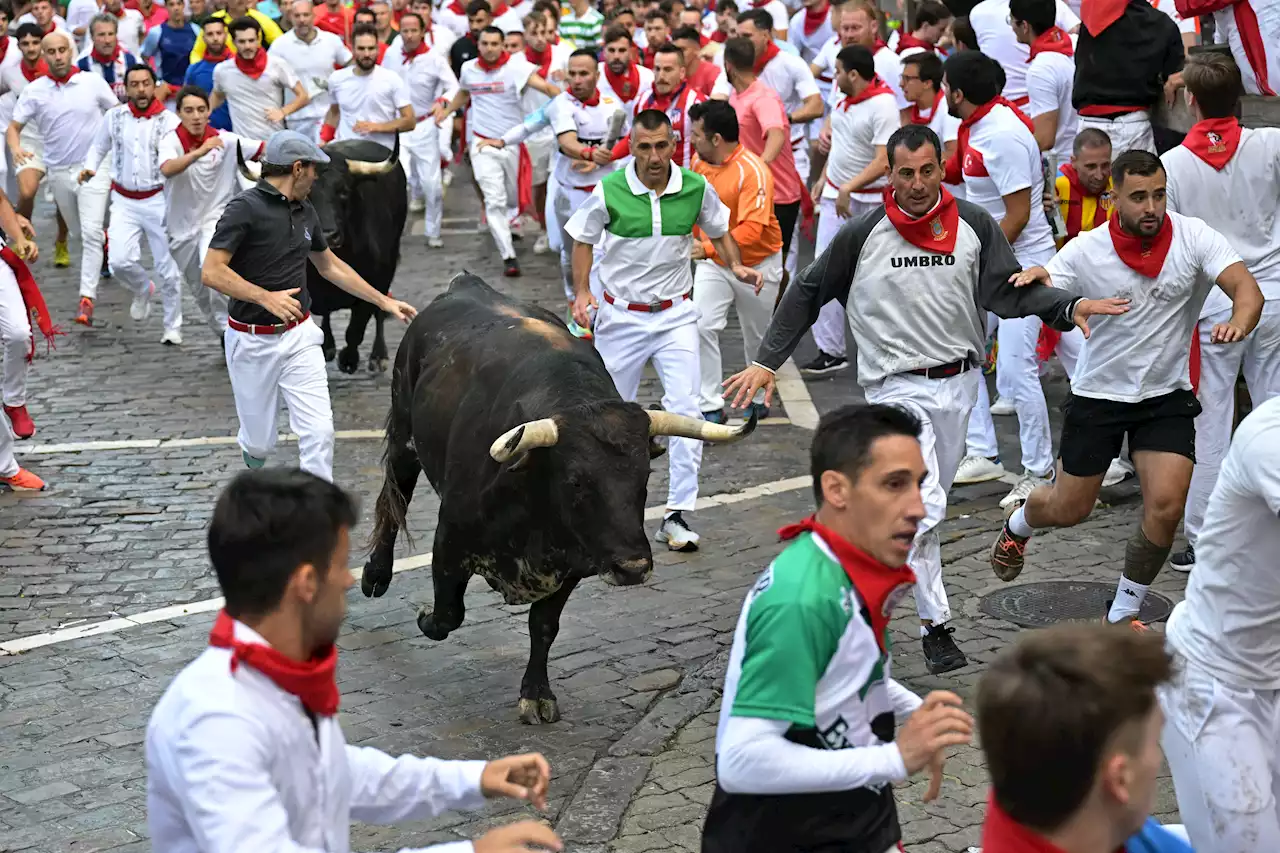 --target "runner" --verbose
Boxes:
[597,25,655,107]
[210,17,311,143]
[1010,0,1077,168]
[139,0,199,111]
[0,164,46,446]
[269,0,352,143]
[319,24,414,150]
[182,17,234,131]
[896,0,952,58]
[77,13,142,103]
